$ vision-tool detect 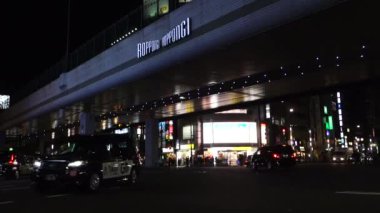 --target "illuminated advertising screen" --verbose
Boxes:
[0,95,10,109]
[182,125,193,140]
[143,0,158,20]
[159,120,174,148]
[143,0,169,20]
[158,0,169,15]
[203,122,257,144]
